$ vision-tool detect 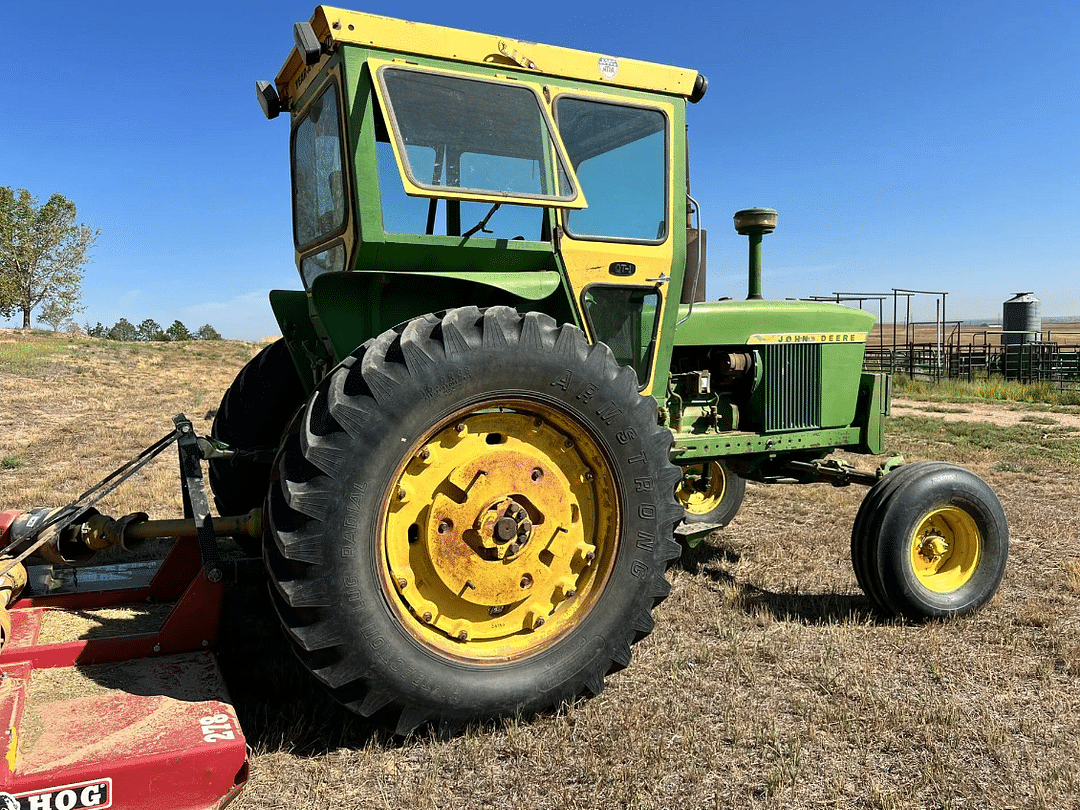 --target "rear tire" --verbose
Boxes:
[851,461,1008,620]
[210,340,306,519]
[265,307,682,734]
